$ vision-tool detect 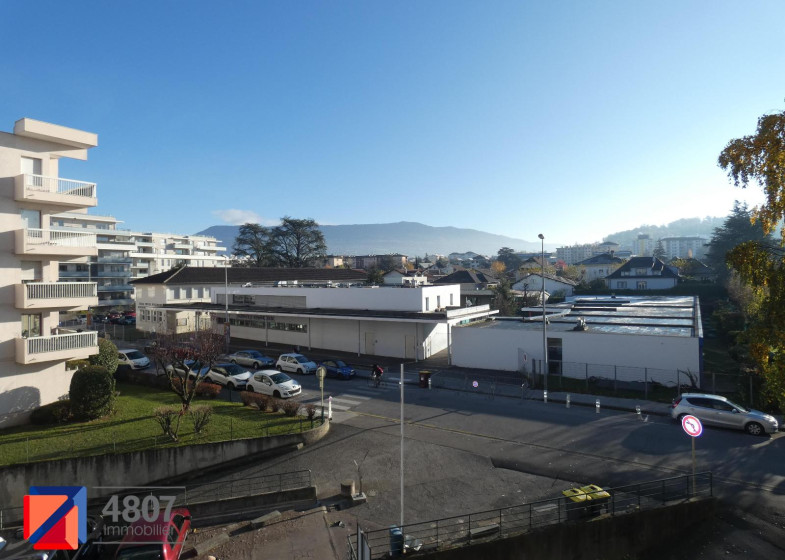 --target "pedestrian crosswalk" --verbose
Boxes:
[299,385,391,413]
